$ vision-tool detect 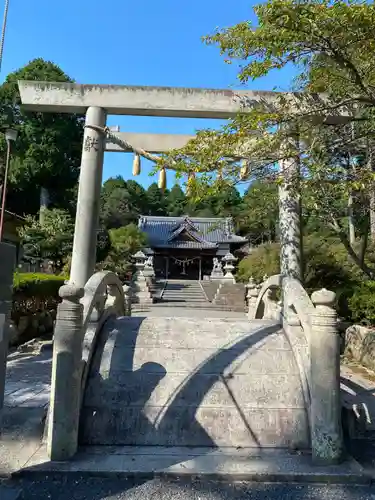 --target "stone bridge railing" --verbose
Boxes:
[47,271,131,461]
[247,274,343,464]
